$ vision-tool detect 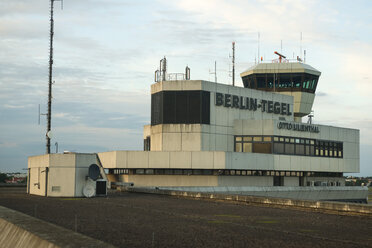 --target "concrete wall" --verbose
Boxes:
[149,80,294,152]
[133,186,369,207]
[0,206,114,247]
[28,153,97,197]
[99,150,358,174]
[98,151,226,170]
[233,119,359,173]
[146,80,359,174]
[119,175,218,187]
